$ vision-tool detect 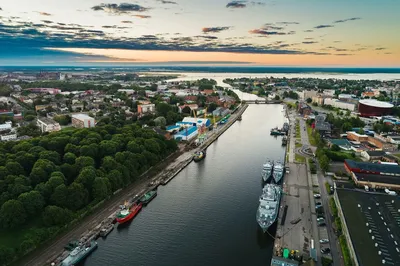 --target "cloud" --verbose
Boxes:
[302,41,317,44]
[202,26,231,33]
[157,0,177,4]
[375,47,386,50]
[121,20,133,24]
[91,3,148,13]
[304,30,313,32]
[0,19,328,58]
[226,1,246,8]
[336,53,353,56]
[276,21,299,25]
[41,20,53,24]
[314,24,333,29]
[333,17,361,23]
[134,15,151,19]
[249,28,295,36]
[0,7,2,11]
[37,11,52,16]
